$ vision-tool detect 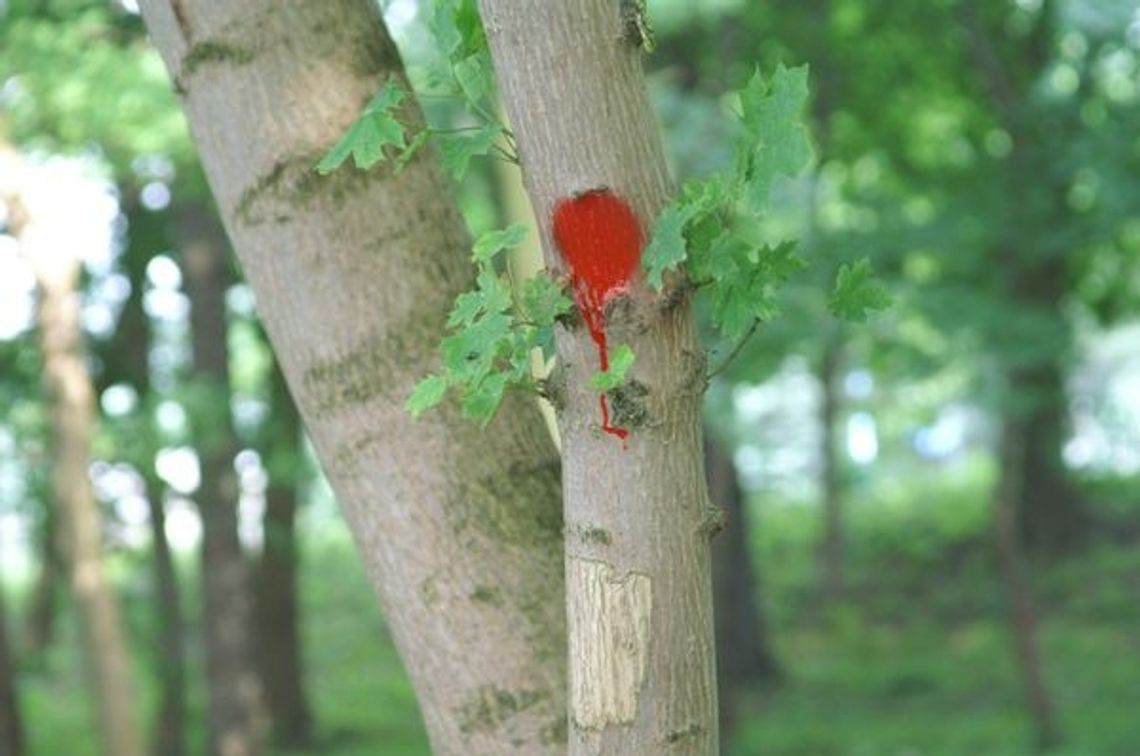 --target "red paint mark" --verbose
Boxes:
[552,188,643,441]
